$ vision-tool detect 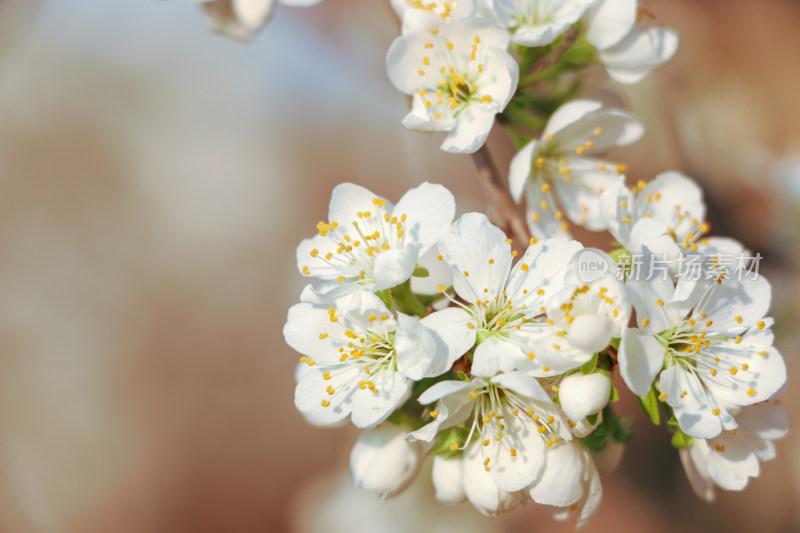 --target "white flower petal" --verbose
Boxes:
[392,182,456,256]
[601,24,679,84]
[373,245,420,290]
[661,364,724,439]
[568,314,616,354]
[618,328,666,397]
[508,140,537,202]
[439,212,513,304]
[350,424,421,499]
[420,307,477,374]
[294,365,360,426]
[506,238,583,307]
[462,441,522,516]
[543,99,604,138]
[472,335,527,377]
[558,372,612,422]
[529,442,584,507]
[432,455,467,504]
[395,313,441,381]
[441,106,498,154]
[584,0,637,50]
[351,371,413,428]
